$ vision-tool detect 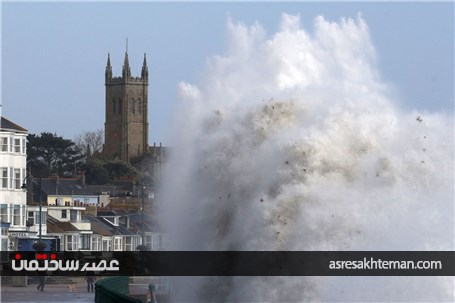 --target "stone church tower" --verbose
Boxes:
[104,49,149,162]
